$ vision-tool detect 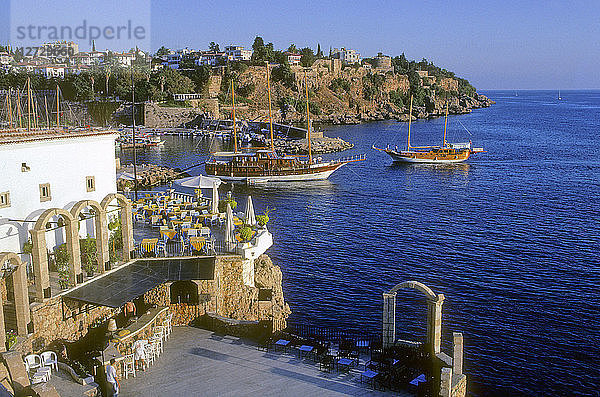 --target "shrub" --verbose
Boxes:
[238,225,254,242]
[218,198,237,213]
